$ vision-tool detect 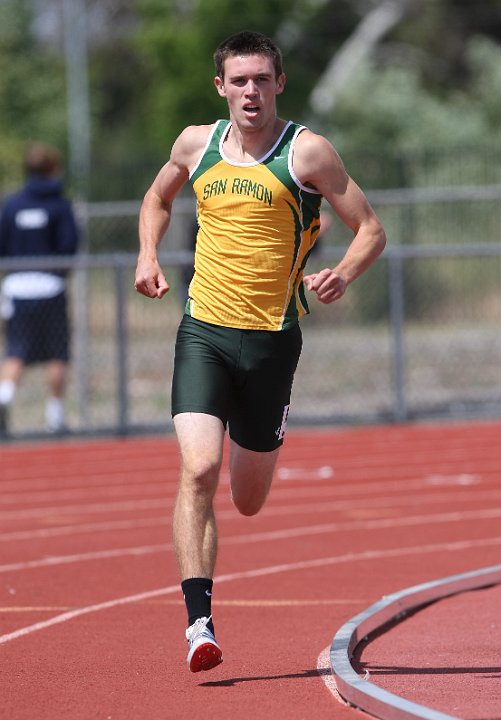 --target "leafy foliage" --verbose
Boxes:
[133,0,296,151]
[0,0,67,190]
[1,0,501,200]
